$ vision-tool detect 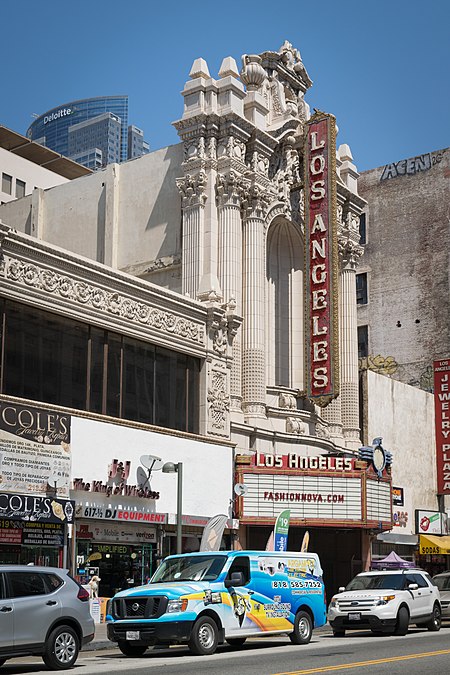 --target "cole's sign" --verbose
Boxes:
[304,112,339,406]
